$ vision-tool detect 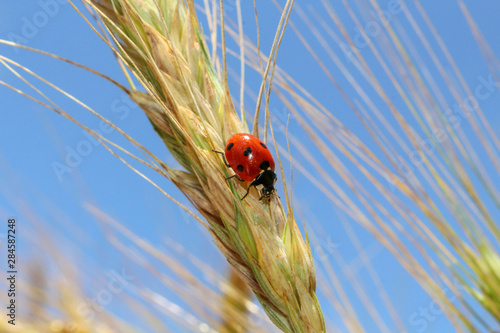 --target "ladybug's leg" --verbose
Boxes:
[241,181,257,200]
[226,174,244,182]
[242,172,268,200]
[212,150,231,168]
[259,190,271,201]
[259,190,274,201]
